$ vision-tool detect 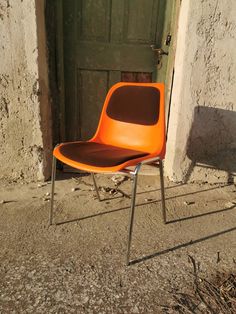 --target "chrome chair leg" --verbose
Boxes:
[126,164,141,266]
[91,173,101,201]
[49,155,57,225]
[159,159,167,224]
